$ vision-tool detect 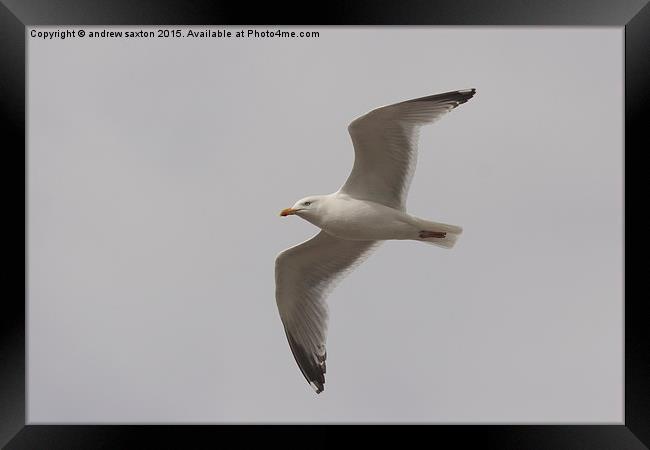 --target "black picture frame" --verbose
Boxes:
[2,0,647,448]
